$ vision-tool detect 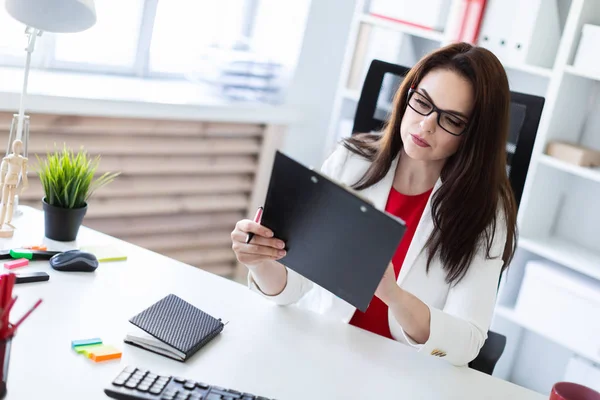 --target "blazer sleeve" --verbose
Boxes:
[247,144,351,304]
[389,213,508,366]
